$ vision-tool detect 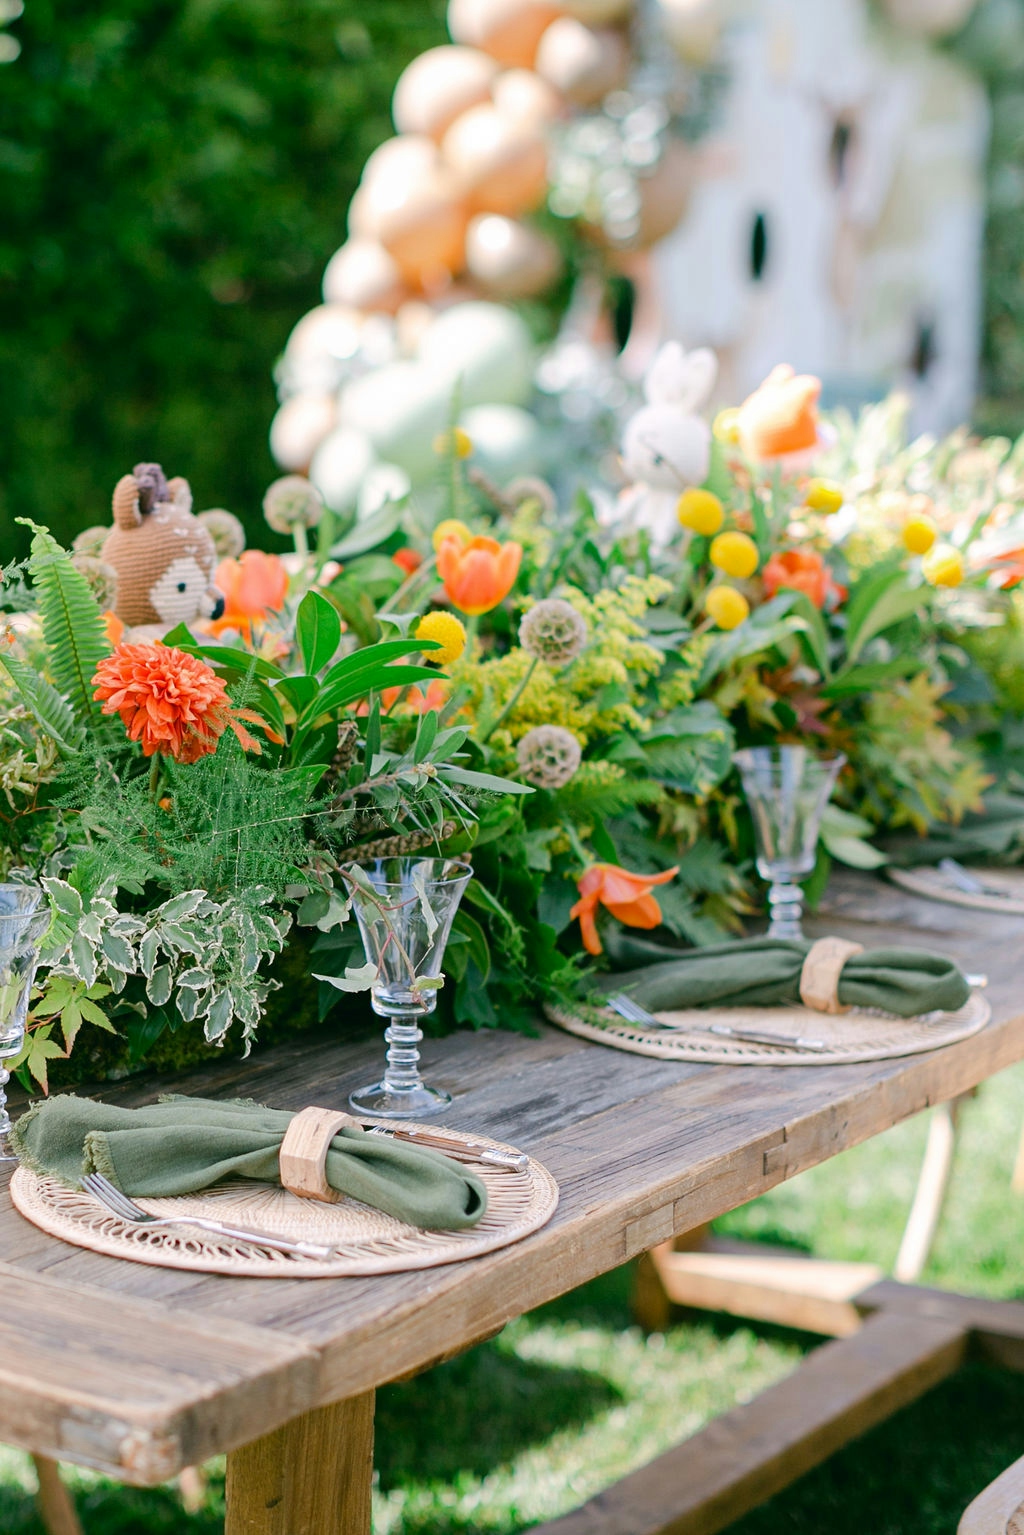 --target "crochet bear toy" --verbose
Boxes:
[102,463,226,641]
